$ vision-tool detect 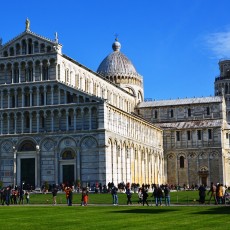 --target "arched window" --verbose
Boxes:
[188,108,191,117]
[206,107,210,115]
[180,156,184,168]
[62,150,74,160]
[19,142,36,151]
